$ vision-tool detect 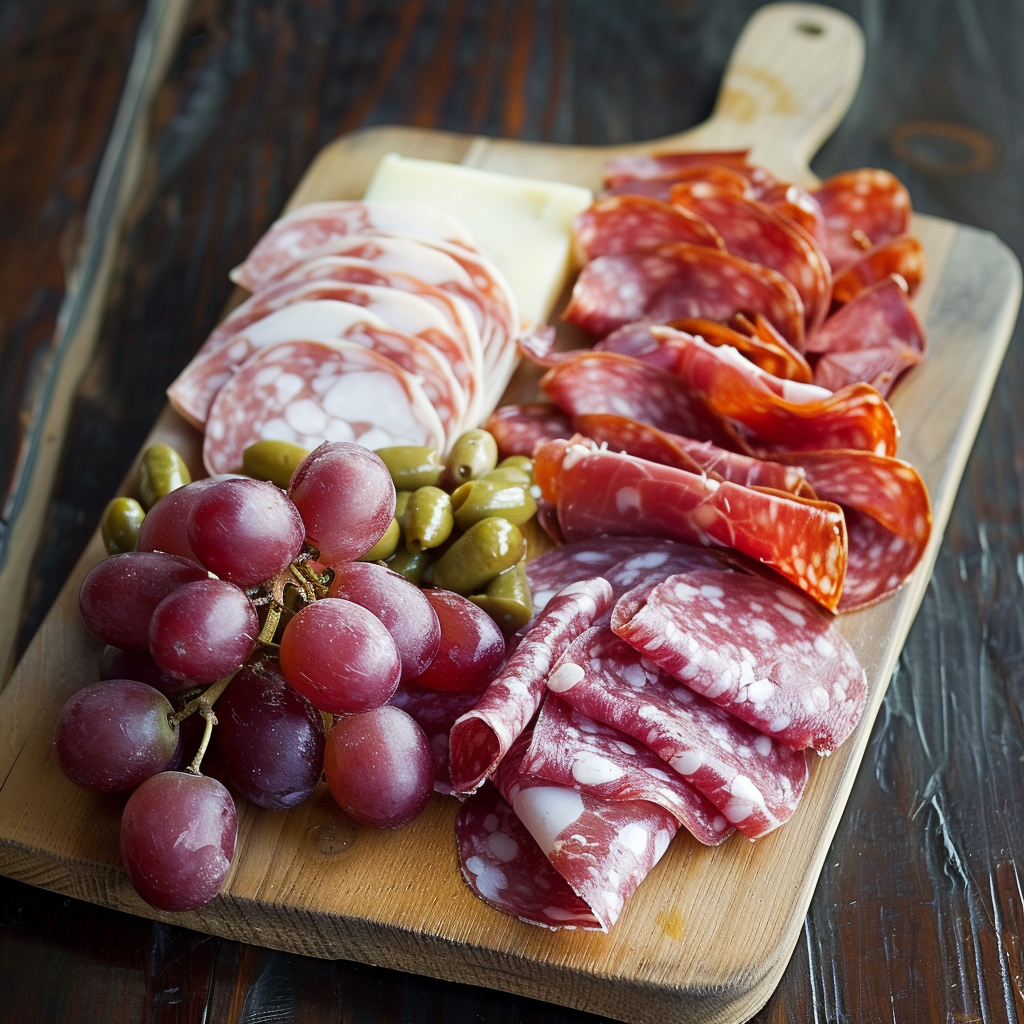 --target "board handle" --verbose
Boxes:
[670,3,864,185]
